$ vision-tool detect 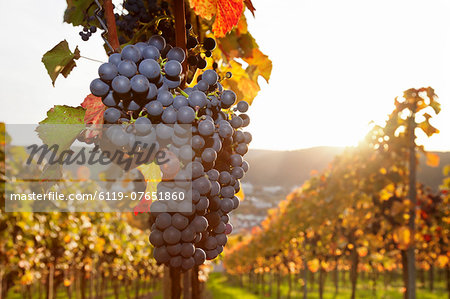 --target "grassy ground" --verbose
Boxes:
[6,282,161,299]
[206,272,448,299]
